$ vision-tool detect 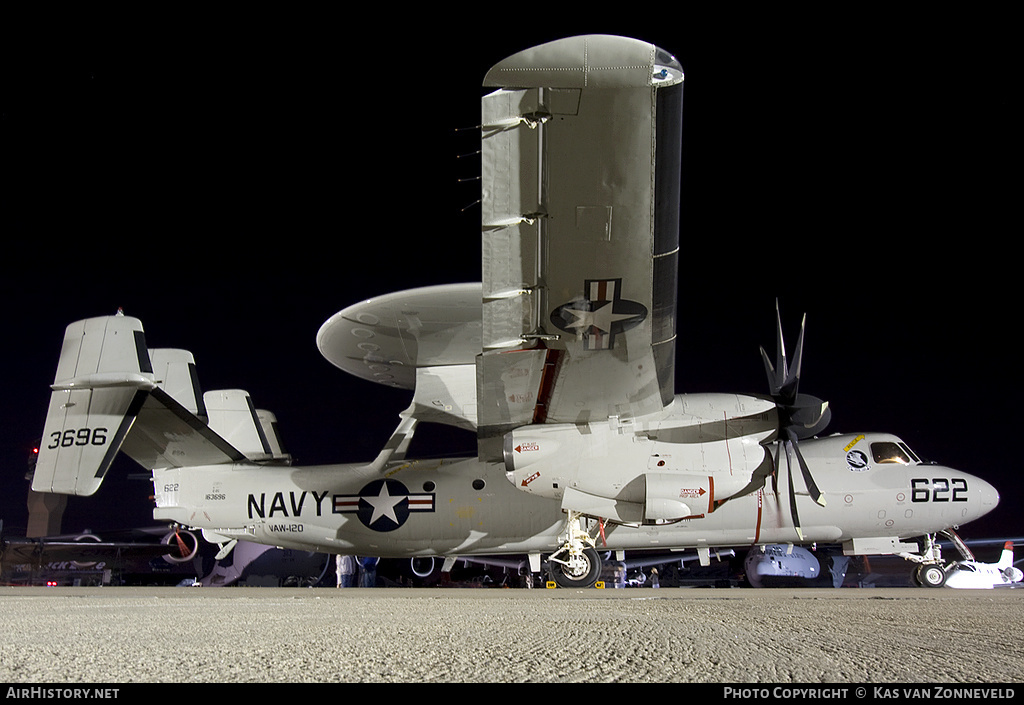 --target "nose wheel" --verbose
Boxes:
[915,563,947,588]
[547,511,603,588]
